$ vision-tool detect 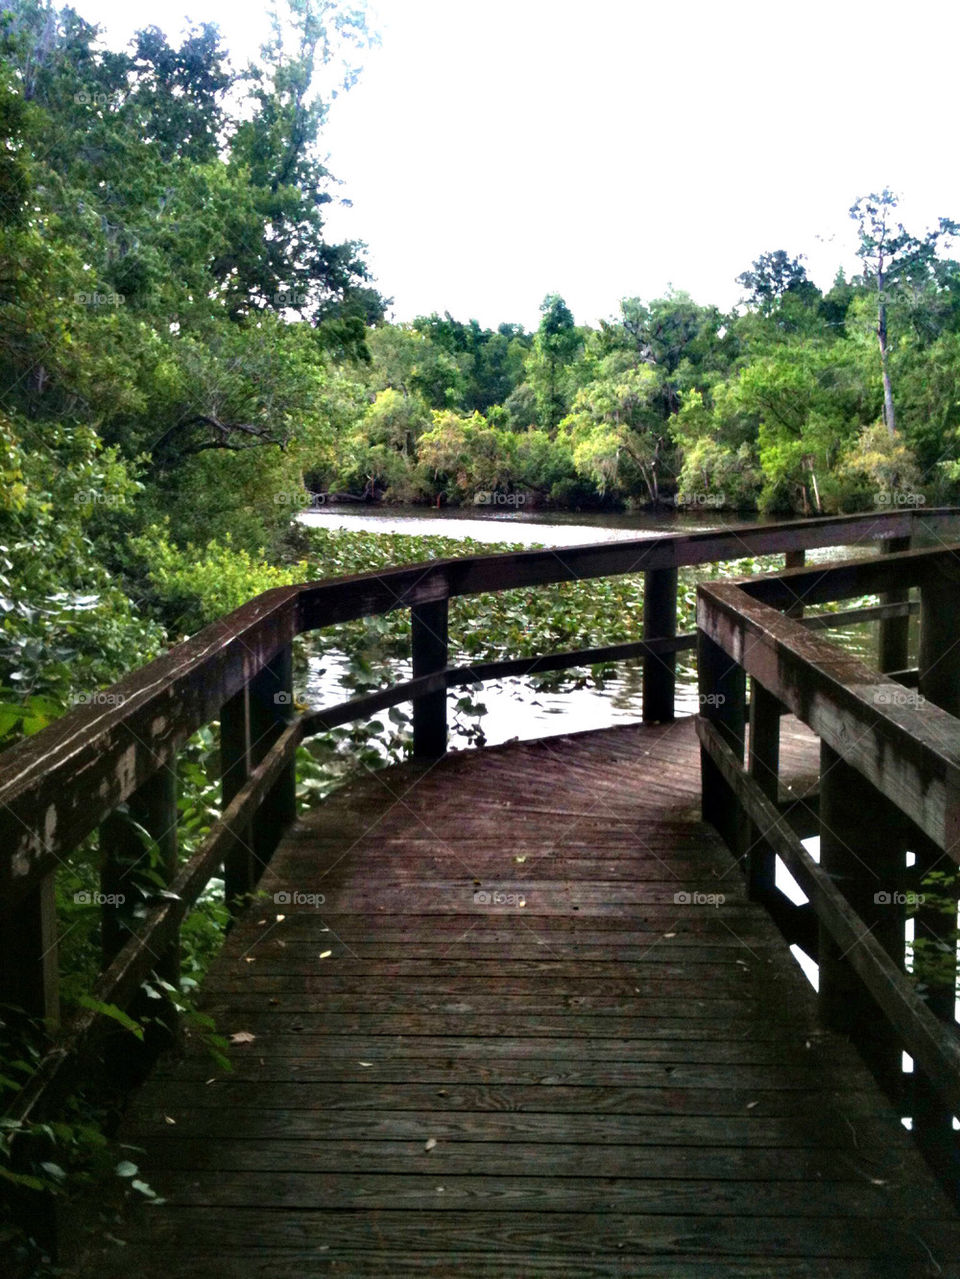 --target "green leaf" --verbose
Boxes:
[76,995,144,1041]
